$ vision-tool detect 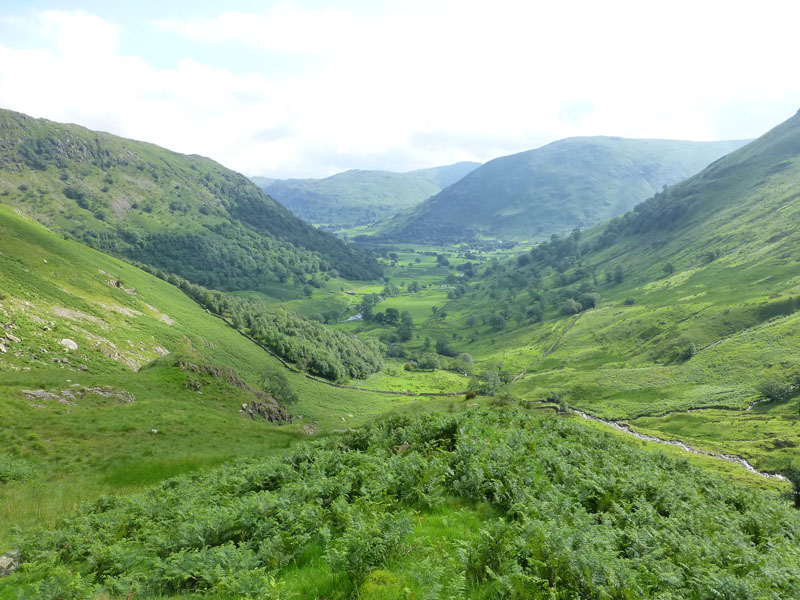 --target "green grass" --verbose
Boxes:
[0,206,427,550]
